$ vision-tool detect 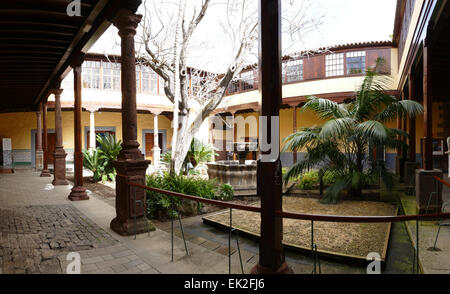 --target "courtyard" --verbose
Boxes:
[1,168,449,274]
[1,0,450,278]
